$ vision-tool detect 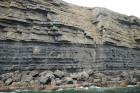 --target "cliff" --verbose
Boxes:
[0,0,140,73]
